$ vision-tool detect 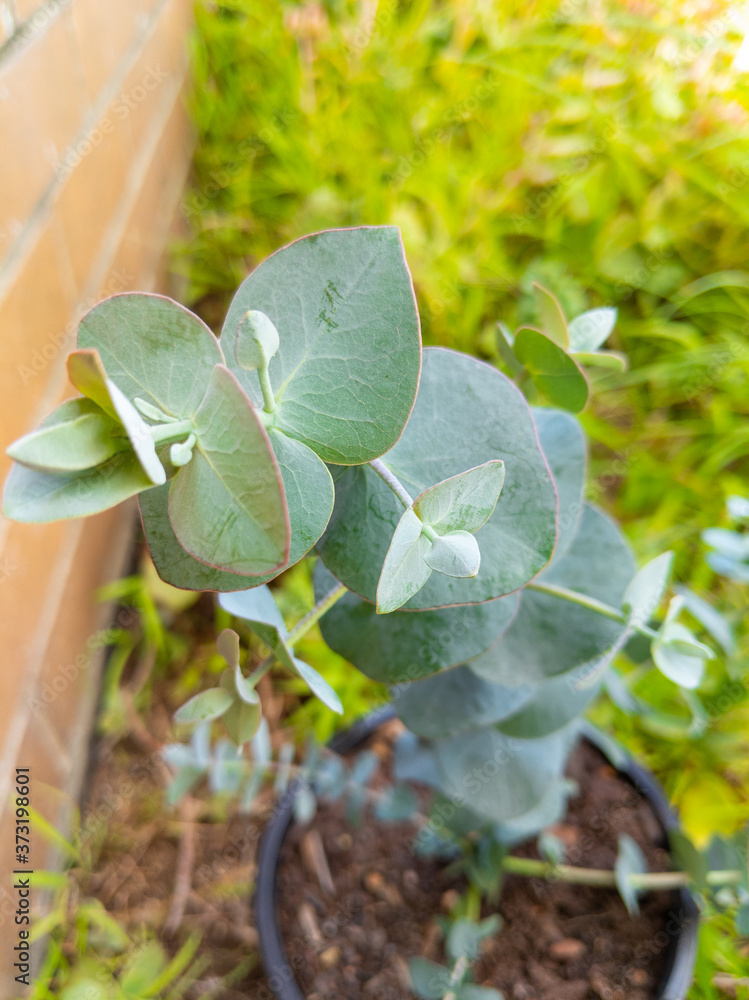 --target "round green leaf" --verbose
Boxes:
[315,563,519,685]
[222,226,421,465]
[78,293,223,419]
[495,666,602,739]
[140,429,333,592]
[395,665,535,740]
[168,365,290,576]
[318,348,557,610]
[175,688,233,724]
[531,407,586,561]
[514,328,589,413]
[434,723,578,823]
[223,698,262,745]
[469,504,635,685]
